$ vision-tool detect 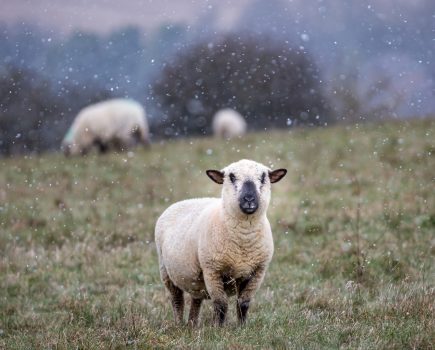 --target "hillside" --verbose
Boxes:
[1,120,434,348]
